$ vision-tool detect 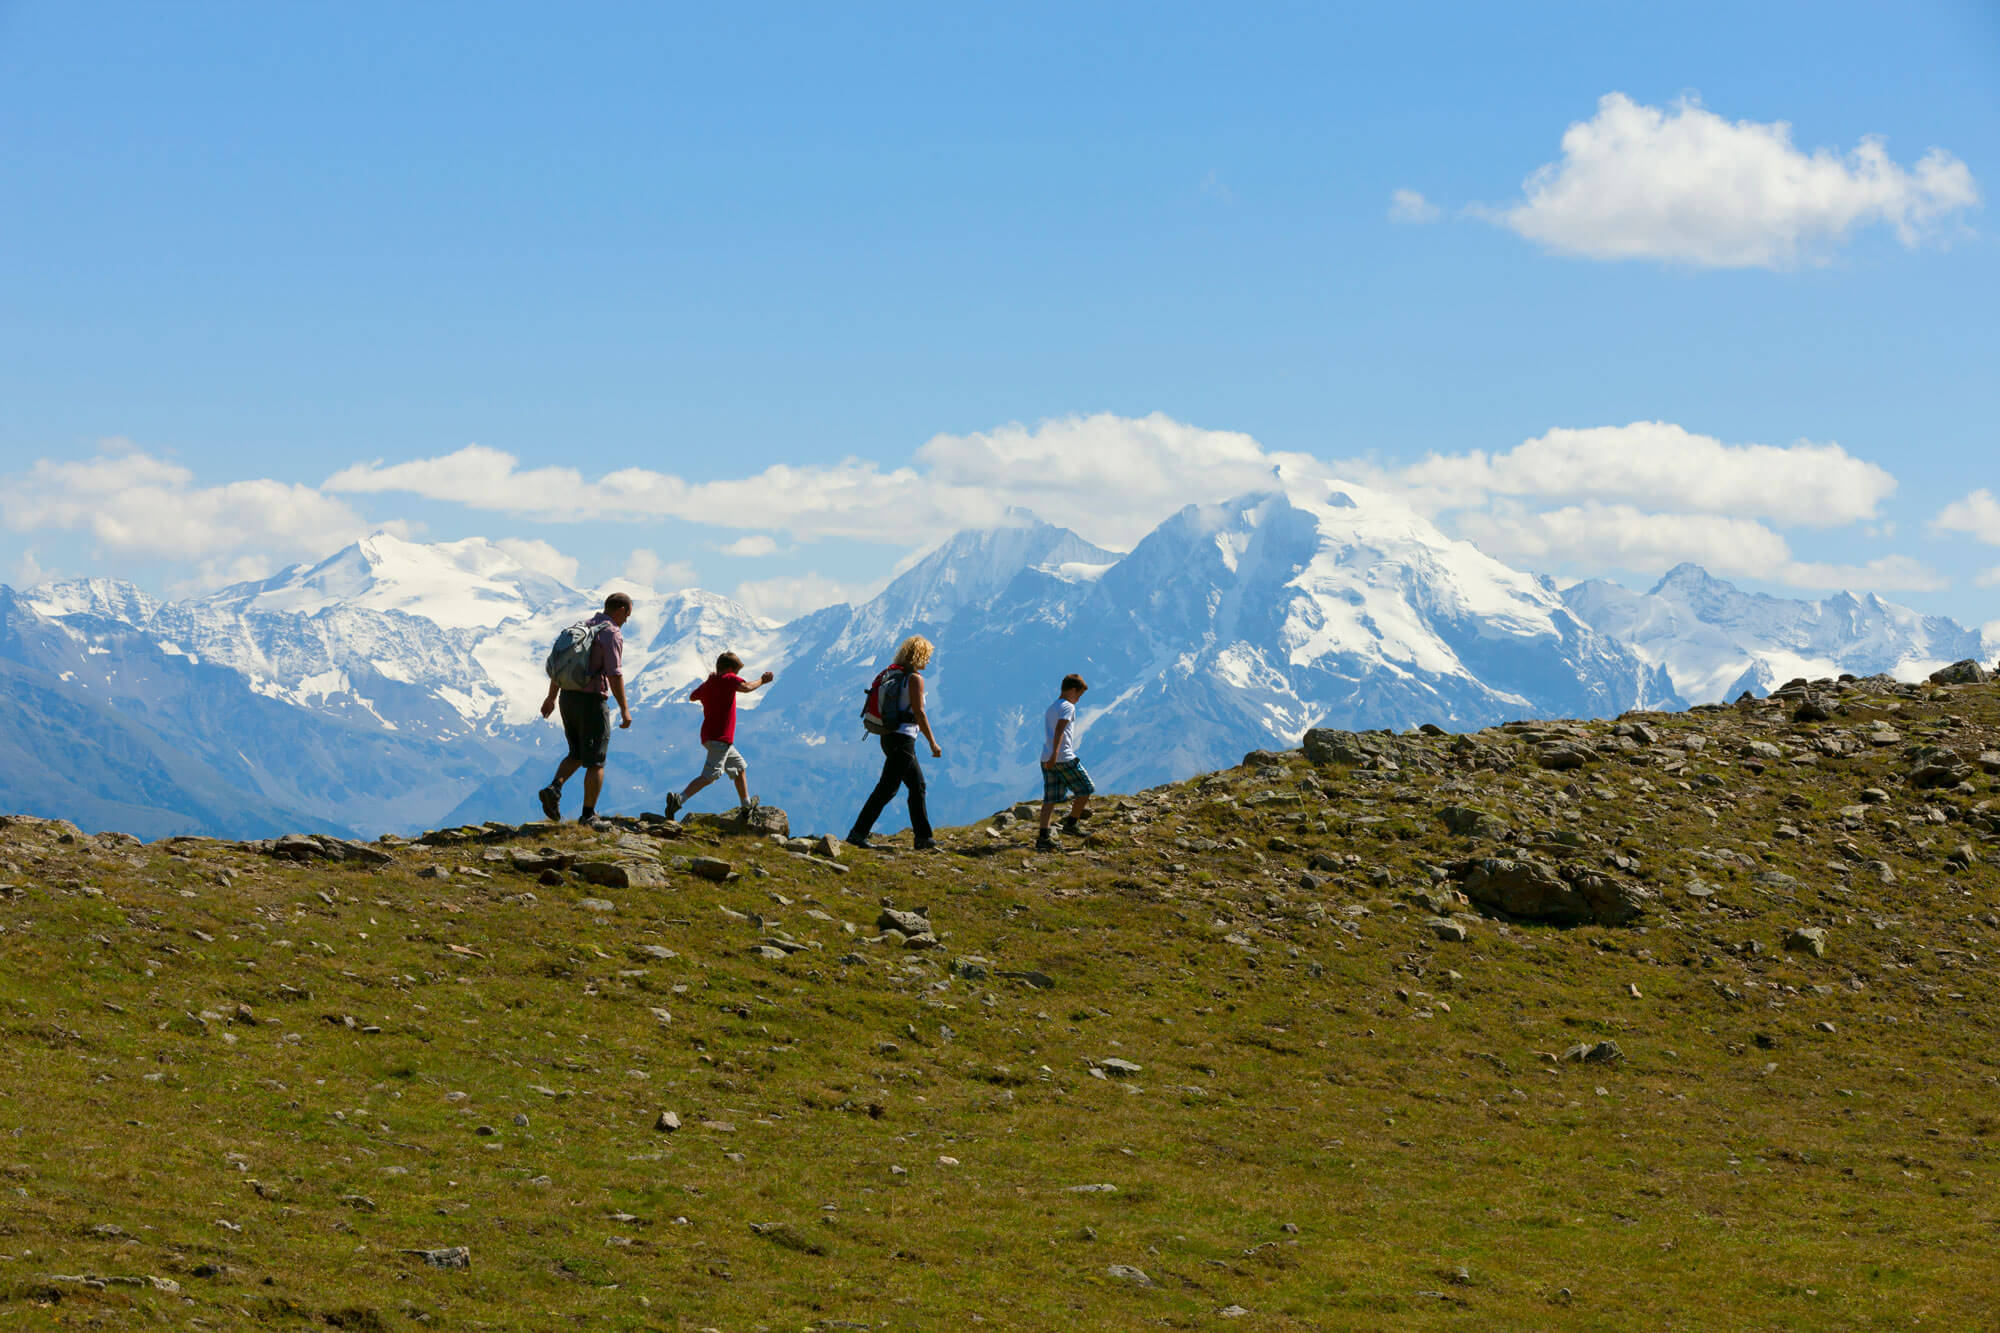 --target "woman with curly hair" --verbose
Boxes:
[846,634,943,850]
